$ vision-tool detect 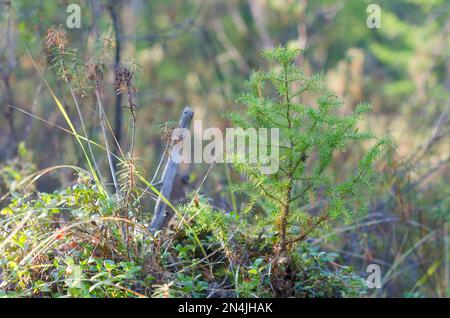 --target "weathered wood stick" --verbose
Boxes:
[150,106,194,232]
